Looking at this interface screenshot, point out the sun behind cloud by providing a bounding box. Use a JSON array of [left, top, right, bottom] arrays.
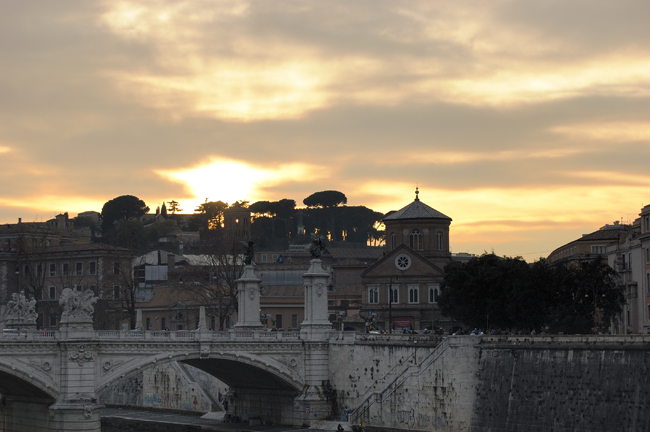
[[156, 157, 326, 210]]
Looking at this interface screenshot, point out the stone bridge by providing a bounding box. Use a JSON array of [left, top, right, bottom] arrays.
[[0, 259, 337, 432], [0, 327, 334, 431]]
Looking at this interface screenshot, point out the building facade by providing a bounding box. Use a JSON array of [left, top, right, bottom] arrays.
[[361, 189, 453, 331]]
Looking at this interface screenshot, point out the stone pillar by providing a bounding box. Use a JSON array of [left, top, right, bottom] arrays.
[[135, 309, 143, 330], [294, 259, 333, 426], [300, 259, 332, 340], [234, 265, 263, 329]]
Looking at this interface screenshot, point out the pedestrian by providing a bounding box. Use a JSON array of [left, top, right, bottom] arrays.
[[338, 424, 344, 432]]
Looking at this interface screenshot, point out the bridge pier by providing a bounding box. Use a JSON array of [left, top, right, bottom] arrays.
[[0, 395, 100, 432], [293, 258, 333, 426]]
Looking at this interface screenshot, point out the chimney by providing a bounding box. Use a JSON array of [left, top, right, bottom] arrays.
[[167, 254, 176, 275], [18, 218, 21, 224]]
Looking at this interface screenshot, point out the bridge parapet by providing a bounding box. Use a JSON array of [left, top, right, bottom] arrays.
[[1, 328, 309, 343], [477, 334, 650, 345]]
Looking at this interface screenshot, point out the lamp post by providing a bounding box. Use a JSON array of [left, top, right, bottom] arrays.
[[388, 276, 397, 334]]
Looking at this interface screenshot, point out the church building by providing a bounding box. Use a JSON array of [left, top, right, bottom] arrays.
[[361, 188, 452, 332]]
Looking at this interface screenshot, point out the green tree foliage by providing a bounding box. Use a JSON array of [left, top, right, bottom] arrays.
[[114, 220, 147, 252], [303, 190, 347, 208], [303, 190, 347, 241], [167, 200, 182, 214], [101, 195, 150, 237], [249, 199, 297, 248], [191, 200, 229, 231], [439, 254, 624, 334]]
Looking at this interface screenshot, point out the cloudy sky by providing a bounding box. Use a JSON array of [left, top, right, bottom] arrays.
[[1, 0, 649, 259]]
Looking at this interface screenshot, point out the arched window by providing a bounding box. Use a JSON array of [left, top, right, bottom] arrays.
[[388, 284, 399, 304], [428, 284, 439, 303], [436, 232, 443, 250], [410, 229, 423, 250], [408, 285, 419, 304], [368, 286, 379, 304]]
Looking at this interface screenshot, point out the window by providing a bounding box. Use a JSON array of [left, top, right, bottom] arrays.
[[113, 262, 120, 275], [428, 284, 439, 303], [272, 254, 278, 262], [389, 284, 399, 304], [75, 262, 83, 276], [262, 254, 267, 262], [592, 245, 607, 255], [146, 317, 151, 330], [88, 285, 96, 293], [36, 287, 44, 301], [390, 233, 396, 250], [23, 265, 30, 277], [409, 229, 423, 250], [62, 263, 69, 276], [113, 285, 120, 300], [275, 314, 283, 329], [89, 261, 96, 275], [368, 286, 379, 304], [161, 317, 166, 330], [49, 286, 56, 300], [437, 232, 443, 250], [647, 273, 650, 296], [49, 263, 56, 277], [646, 248, 650, 264], [408, 285, 419, 304], [292, 314, 298, 328], [75, 284, 83, 292], [49, 315, 57, 327]]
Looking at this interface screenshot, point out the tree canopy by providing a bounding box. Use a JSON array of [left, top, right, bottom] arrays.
[[101, 195, 150, 237], [303, 190, 347, 208], [438, 254, 624, 334]]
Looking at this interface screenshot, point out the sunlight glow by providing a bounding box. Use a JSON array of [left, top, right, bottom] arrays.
[[156, 158, 327, 210], [355, 180, 647, 246]]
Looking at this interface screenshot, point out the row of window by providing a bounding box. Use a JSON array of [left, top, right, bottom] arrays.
[[23, 261, 100, 278], [368, 284, 439, 305], [390, 230, 444, 251]]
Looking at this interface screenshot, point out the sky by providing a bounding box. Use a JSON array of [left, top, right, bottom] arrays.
[[1, 1, 649, 260]]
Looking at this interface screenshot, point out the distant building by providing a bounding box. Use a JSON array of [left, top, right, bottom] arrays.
[[605, 204, 650, 334], [547, 222, 628, 264], [361, 188, 454, 332], [0, 224, 132, 329]]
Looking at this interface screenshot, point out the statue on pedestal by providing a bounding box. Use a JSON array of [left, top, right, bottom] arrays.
[[60, 288, 97, 323], [3, 291, 38, 324], [309, 236, 326, 258]]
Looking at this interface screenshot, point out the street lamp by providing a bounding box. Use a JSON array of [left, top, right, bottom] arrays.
[[388, 276, 398, 334]]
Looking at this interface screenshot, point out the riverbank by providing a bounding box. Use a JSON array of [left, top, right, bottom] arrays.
[[102, 408, 350, 432]]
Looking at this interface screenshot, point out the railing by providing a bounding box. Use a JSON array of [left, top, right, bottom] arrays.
[[1, 328, 307, 342]]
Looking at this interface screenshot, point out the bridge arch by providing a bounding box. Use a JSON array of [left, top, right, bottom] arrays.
[[97, 350, 304, 397], [0, 360, 59, 400]]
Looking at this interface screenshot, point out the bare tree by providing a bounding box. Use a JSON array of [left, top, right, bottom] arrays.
[[183, 230, 246, 330], [97, 247, 138, 330]]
